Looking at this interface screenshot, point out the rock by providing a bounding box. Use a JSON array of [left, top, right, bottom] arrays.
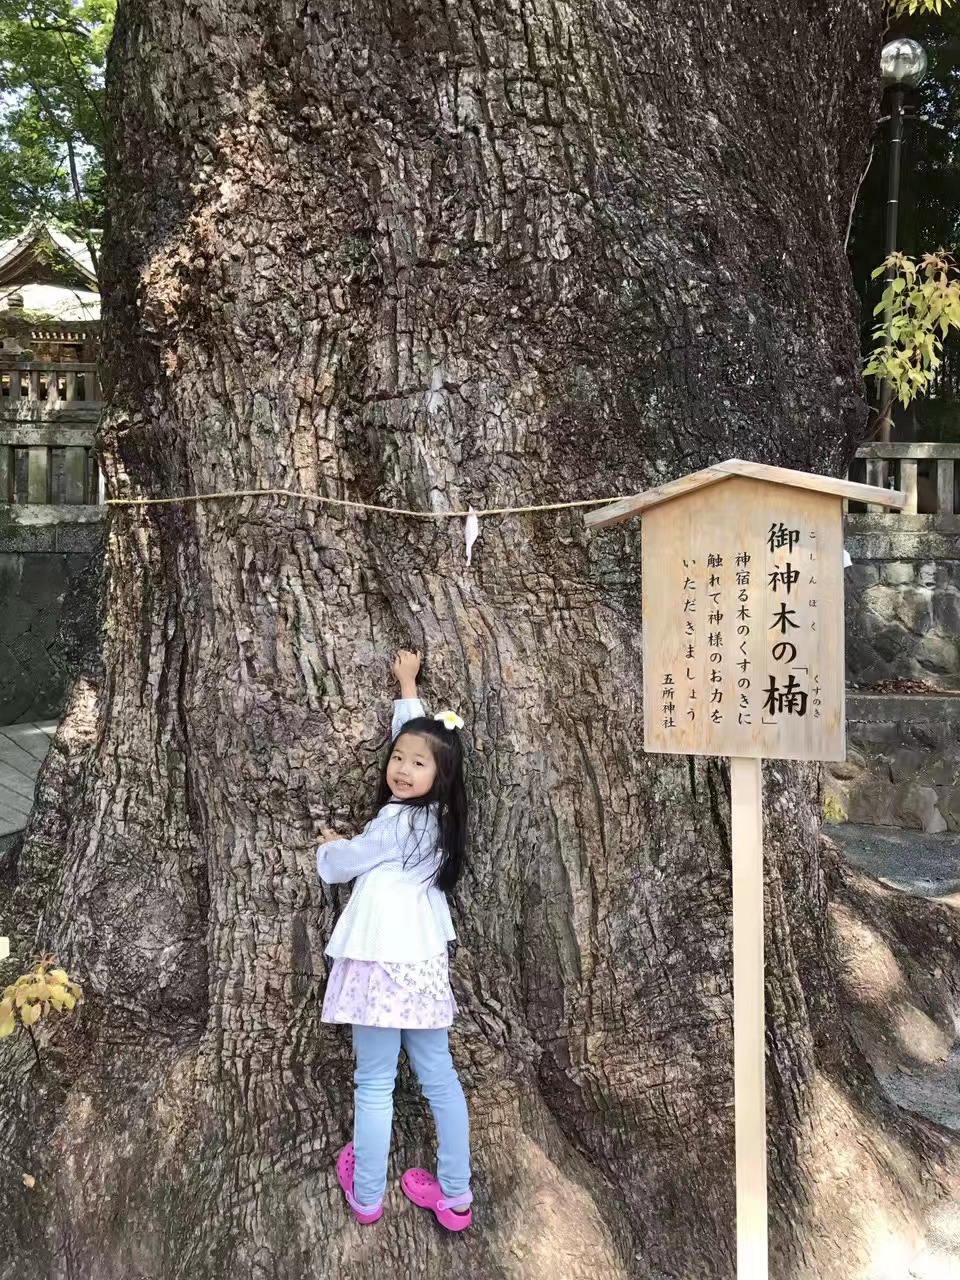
[[897, 785, 948, 834], [904, 720, 958, 752], [852, 719, 901, 750], [881, 561, 915, 586], [918, 752, 960, 787], [868, 623, 911, 664], [916, 633, 960, 678], [862, 585, 901, 625], [932, 592, 960, 636], [845, 634, 881, 681], [829, 757, 865, 782], [845, 562, 880, 593], [917, 560, 937, 587], [934, 562, 960, 589], [888, 748, 927, 784], [892, 587, 934, 636], [845, 779, 897, 828]]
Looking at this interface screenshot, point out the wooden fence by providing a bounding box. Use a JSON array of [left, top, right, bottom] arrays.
[[1, 372, 959, 517], [0, 361, 103, 506], [0, 361, 101, 406], [851, 442, 959, 516]]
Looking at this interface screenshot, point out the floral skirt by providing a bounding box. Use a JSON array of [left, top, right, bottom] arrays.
[[321, 953, 457, 1030]]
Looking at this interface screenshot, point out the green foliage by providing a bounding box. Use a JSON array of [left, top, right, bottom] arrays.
[[864, 251, 960, 405], [848, 0, 960, 441], [823, 794, 846, 825], [0, 0, 115, 260], [889, 0, 950, 14], [0, 955, 83, 1068]]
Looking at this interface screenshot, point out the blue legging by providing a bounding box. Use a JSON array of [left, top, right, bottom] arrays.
[[351, 1025, 472, 1208]]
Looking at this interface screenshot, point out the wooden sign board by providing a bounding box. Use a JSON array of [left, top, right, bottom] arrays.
[[642, 476, 844, 761], [587, 460, 908, 761], [585, 459, 906, 1280]]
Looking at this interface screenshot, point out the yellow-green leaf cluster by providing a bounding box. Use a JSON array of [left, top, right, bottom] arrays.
[[0, 959, 83, 1039], [887, 0, 947, 14], [864, 252, 960, 408]]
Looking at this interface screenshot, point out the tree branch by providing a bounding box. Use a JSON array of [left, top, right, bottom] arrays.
[[51, 25, 106, 134], [26, 80, 101, 279], [65, 134, 99, 278], [845, 139, 875, 254], [26, 18, 87, 37]]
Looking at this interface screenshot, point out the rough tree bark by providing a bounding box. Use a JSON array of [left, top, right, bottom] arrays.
[[1, 2, 956, 1278]]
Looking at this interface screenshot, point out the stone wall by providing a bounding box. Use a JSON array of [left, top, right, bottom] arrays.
[[825, 694, 960, 833], [844, 514, 960, 690], [0, 510, 104, 724]]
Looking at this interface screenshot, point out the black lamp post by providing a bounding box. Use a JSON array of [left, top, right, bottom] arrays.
[[876, 37, 928, 443]]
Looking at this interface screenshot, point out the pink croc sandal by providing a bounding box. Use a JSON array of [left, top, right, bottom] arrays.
[[401, 1167, 473, 1231], [336, 1143, 383, 1225]]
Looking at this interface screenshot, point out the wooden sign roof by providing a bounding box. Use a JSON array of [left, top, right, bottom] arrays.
[[584, 459, 907, 531]]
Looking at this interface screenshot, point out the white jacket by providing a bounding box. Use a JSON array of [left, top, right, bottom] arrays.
[[317, 698, 456, 963]]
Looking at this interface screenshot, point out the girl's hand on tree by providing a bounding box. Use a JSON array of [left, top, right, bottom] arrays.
[[392, 649, 422, 699], [318, 828, 342, 846]]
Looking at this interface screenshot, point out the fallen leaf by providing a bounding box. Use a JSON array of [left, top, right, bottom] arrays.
[[22, 1174, 35, 1189]]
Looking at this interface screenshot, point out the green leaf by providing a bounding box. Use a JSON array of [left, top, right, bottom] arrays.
[[0, 0, 115, 240], [20, 1002, 41, 1027]]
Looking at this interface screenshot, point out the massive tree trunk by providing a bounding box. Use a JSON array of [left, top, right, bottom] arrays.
[[1, 2, 956, 1278]]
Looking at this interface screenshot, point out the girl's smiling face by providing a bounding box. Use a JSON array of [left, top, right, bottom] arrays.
[[386, 732, 438, 800]]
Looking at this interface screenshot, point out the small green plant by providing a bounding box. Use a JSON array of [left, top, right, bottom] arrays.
[[887, 0, 949, 12], [864, 251, 960, 410], [0, 955, 83, 1068], [823, 794, 846, 826]]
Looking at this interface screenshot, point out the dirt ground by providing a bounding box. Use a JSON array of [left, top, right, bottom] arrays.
[[828, 822, 960, 1279]]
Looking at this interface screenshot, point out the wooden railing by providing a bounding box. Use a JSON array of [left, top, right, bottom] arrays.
[[4, 391, 958, 515], [0, 361, 102, 406], [851, 442, 959, 516], [0, 361, 104, 506]]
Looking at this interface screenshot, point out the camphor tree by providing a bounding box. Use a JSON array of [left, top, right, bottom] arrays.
[[1, 2, 959, 1278]]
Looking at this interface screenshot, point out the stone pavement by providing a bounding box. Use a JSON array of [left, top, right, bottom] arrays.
[[829, 821, 960, 898]]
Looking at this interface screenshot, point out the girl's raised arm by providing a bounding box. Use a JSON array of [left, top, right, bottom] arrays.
[[391, 649, 426, 737], [317, 650, 428, 884]]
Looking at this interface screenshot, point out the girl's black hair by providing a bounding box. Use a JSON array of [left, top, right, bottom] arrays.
[[374, 717, 467, 892]]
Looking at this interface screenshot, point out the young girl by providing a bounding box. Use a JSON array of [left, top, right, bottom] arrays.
[[316, 650, 473, 1231]]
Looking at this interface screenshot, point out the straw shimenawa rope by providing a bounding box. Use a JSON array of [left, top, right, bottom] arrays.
[[104, 487, 635, 519]]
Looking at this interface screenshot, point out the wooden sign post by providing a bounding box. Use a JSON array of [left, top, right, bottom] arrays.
[[585, 460, 906, 1278]]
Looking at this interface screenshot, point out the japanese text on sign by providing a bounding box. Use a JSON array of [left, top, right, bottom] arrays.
[[641, 478, 844, 761]]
